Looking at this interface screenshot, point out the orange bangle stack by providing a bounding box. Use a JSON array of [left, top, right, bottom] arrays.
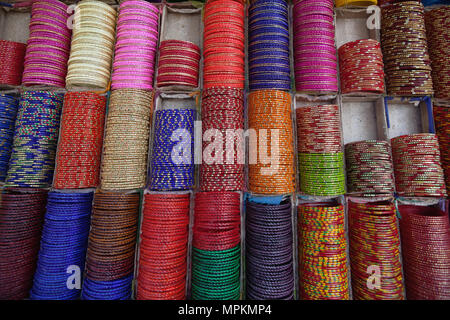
[[248, 90, 295, 194]]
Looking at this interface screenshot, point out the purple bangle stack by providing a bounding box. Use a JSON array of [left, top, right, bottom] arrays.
[[112, 0, 159, 90], [22, 0, 71, 88], [293, 0, 337, 94]]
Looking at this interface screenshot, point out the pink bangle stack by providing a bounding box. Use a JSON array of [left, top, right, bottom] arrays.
[[293, 0, 337, 94], [156, 40, 201, 88], [112, 0, 159, 90], [22, 0, 71, 88]]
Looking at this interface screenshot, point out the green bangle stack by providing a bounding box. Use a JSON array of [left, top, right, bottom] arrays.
[[298, 153, 346, 196], [191, 246, 241, 300]]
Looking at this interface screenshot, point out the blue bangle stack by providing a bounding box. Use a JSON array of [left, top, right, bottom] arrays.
[[248, 0, 291, 91], [30, 191, 93, 300], [149, 108, 196, 191], [0, 94, 18, 181], [5, 91, 63, 188]]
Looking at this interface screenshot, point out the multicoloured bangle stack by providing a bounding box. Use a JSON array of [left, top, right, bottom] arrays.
[[22, 0, 71, 88], [248, 0, 290, 91], [100, 89, 153, 190], [391, 134, 447, 198], [248, 90, 295, 194], [192, 192, 241, 300], [200, 87, 245, 192], [5, 91, 63, 188], [348, 200, 404, 300], [433, 105, 450, 194], [157, 40, 201, 89], [112, 0, 159, 90], [345, 140, 395, 197], [293, 0, 338, 94], [66, 0, 117, 90], [338, 39, 385, 94], [137, 193, 190, 300], [0, 188, 47, 300], [53, 92, 107, 189], [425, 6, 450, 101], [381, 1, 434, 96], [0, 40, 26, 87], [30, 192, 93, 300], [82, 191, 140, 300], [203, 0, 245, 89], [245, 199, 294, 300], [149, 108, 196, 191], [298, 203, 349, 300], [296, 105, 345, 196], [0, 94, 18, 182], [398, 205, 450, 300]]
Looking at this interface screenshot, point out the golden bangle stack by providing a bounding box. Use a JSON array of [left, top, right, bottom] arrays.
[[335, 0, 377, 7], [100, 89, 153, 190], [66, 0, 117, 90]]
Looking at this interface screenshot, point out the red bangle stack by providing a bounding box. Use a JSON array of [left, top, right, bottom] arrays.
[[338, 39, 385, 94], [157, 40, 201, 88], [203, 0, 245, 89], [200, 87, 245, 192], [137, 193, 190, 300], [398, 205, 450, 300], [0, 40, 26, 87], [193, 192, 241, 251], [53, 92, 107, 189]]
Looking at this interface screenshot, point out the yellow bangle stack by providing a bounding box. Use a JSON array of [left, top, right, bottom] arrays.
[[336, 0, 377, 7]]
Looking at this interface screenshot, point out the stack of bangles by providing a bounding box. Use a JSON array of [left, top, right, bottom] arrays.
[[245, 199, 294, 300], [100, 89, 153, 190], [433, 105, 450, 193], [348, 200, 404, 300], [425, 6, 450, 101], [137, 193, 190, 300], [149, 108, 196, 191], [112, 0, 159, 90], [248, 90, 295, 194], [5, 91, 63, 188], [203, 0, 245, 89], [338, 39, 385, 94], [296, 105, 345, 196], [345, 140, 395, 197], [192, 192, 241, 300], [30, 192, 93, 300], [53, 92, 106, 189], [298, 203, 349, 300], [0, 188, 47, 300], [0, 40, 26, 86], [391, 134, 447, 197], [66, 0, 116, 90], [22, 0, 71, 88], [248, 0, 290, 91], [381, 2, 434, 96], [82, 191, 140, 300], [398, 205, 450, 300], [200, 87, 245, 191], [293, 0, 338, 94], [335, 0, 377, 7], [157, 40, 201, 88], [0, 94, 19, 182]]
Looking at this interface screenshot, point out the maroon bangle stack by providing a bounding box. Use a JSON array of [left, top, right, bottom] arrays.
[[398, 205, 450, 300], [0, 188, 47, 300], [0, 40, 26, 87], [157, 40, 201, 88], [200, 87, 245, 192]]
